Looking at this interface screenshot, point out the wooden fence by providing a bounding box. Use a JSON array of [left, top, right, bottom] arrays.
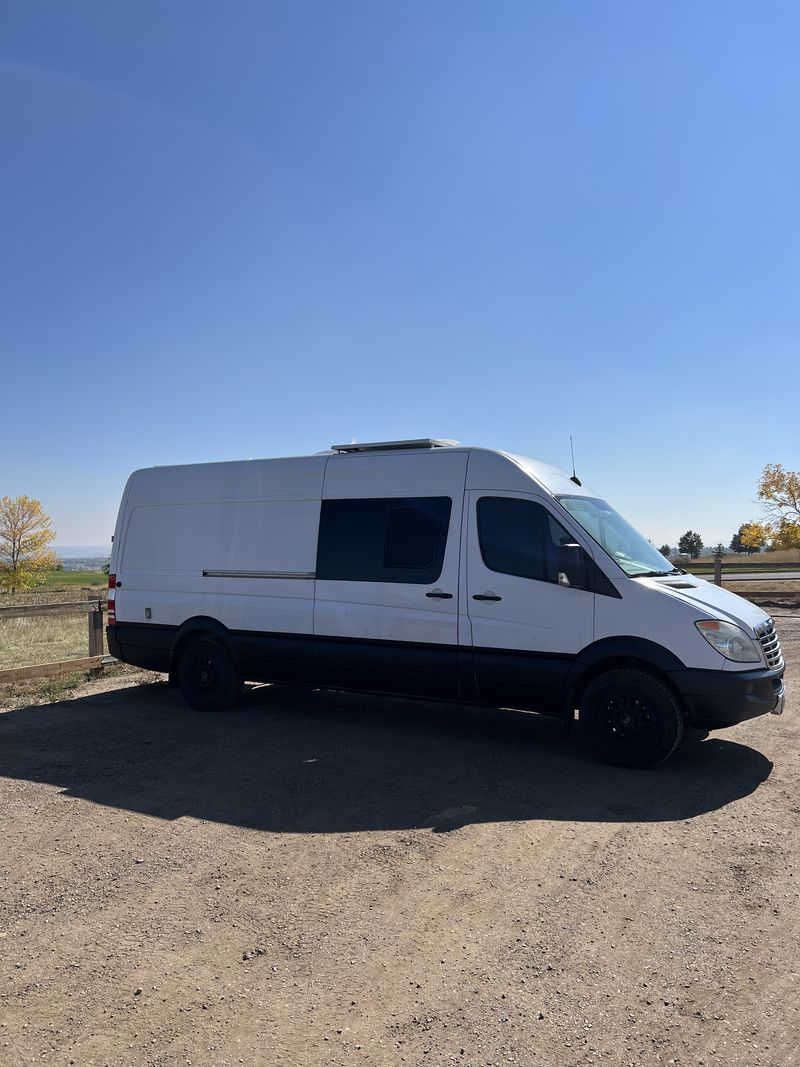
[[0, 596, 114, 684], [684, 558, 800, 585]]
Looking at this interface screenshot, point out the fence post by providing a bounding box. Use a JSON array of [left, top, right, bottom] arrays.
[[87, 595, 104, 675], [714, 546, 723, 587]]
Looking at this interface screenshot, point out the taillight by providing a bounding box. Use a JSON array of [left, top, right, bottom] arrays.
[[107, 573, 116, 625]]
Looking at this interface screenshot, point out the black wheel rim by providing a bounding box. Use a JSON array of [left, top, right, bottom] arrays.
[[188, 650, 221, 697], [598, 691, 658, 752]]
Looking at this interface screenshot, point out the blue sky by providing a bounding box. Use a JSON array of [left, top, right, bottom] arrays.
[[1, 1, 798, 551]]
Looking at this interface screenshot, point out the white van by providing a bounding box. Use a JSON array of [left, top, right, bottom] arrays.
[[107, 439, 786, 767]]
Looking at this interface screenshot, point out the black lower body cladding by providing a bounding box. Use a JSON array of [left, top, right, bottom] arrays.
[[106, 624, 172, 672], [108, 622, 786, 732]]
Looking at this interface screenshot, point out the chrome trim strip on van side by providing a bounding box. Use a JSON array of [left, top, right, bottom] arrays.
[[202, 570, 316, 579]]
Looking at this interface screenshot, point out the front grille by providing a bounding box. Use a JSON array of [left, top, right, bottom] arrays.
[[756, 619, 783, 669]]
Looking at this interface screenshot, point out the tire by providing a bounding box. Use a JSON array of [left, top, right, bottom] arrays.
[[176, 637, 242, 712], [580, 669, 684, 769]]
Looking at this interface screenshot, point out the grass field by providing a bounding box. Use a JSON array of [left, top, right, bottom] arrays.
[[0, 613, 106, 670], [40, 569, 107, 586]]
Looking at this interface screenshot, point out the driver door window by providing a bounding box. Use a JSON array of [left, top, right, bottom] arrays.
[[477, 496, 587, 588]]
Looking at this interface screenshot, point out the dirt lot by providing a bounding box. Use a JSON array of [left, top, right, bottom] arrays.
[[1, 615, 798, 1067]]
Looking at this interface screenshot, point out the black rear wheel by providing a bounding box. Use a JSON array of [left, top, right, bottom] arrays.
[[176, 637, 242, 712], [580, 669, 684, 768]]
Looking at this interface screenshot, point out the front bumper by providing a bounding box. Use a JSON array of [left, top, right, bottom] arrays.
[[668, 663, 786, 729]]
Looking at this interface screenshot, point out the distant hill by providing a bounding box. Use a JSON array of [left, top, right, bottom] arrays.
[[54, 545, 111, 558], [53, 546, 111, 573], [58, 559, 108, 573]]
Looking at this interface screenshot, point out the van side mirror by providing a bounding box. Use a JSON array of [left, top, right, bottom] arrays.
[[557, 543, 591, 590]]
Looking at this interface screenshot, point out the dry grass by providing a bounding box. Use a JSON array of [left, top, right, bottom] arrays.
[[0, 613, 105, 670], [0, 581, 108, 671], [0, 671, 89, 708], [0, 663, 158, 711], [741, 548, 799, 563], [0, 584, 143, 709], [725, 580, 800, 596]]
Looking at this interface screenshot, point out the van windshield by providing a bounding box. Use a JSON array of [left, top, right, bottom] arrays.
[[557, 496, 678, 578]]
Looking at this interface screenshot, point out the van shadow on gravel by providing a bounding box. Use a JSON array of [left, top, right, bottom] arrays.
[[0, 681, 773, 833]]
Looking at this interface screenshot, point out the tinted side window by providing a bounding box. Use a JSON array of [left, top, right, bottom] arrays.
[[385, 505, 441, 568], [477, 497, 587, 587], [317, 497, 451, 584]]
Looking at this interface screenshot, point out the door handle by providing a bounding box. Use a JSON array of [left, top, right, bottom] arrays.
[[426, 590, 453, 599], [473, 592, 502, 602]]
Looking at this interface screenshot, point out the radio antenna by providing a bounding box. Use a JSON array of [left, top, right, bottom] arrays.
[[569, 435, 582, 486]]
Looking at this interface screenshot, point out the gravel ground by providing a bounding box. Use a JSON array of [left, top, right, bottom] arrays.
[[1, 613, 798, 1067]]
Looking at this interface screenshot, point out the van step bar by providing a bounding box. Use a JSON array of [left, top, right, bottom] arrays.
[[331, 438, 460, 453]]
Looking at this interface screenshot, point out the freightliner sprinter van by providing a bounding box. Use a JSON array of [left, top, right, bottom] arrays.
[[107, 439, 786, 767]]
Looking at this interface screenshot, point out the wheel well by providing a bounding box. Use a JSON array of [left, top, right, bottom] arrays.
[[572, 657, 688, 719]]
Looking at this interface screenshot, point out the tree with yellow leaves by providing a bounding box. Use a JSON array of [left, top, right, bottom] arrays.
[[0, 495, 58, 593], [730, 522, 766, 554], [740, 464, 800, 551]]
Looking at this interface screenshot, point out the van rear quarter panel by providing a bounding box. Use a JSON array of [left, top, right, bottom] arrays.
[[114, 456, 325, 635], [123, 456, 326, 506]]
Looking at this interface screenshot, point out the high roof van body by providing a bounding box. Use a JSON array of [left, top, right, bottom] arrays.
[[107, 440, 785, 767]]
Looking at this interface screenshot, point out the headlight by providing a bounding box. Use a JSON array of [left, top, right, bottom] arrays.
[[695, 620, 762, 663]]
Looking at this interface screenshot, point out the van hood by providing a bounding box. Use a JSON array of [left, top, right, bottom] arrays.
[[643, 575, 770, 633]]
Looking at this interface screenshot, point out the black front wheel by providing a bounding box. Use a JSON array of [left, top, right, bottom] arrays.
[[580, 669, 684, 768], [176, 637, 243, 712]]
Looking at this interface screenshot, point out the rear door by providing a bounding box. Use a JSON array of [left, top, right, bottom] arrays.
[[465, 491, 595, 712]]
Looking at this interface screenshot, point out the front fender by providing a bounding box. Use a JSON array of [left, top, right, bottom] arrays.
[[566, 635, 686, 690]]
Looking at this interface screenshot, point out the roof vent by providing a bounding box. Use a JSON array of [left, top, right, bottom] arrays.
[[331, 438, 460, 454]]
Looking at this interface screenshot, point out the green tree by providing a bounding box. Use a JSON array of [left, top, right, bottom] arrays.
[[678, 530, 704, 558], [730, 523, 765, 554], [0, 496, 58, 593], [658, 544, 671, 558]]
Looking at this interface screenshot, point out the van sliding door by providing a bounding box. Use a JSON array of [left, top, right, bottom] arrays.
[[313, 493, 462, 699]]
